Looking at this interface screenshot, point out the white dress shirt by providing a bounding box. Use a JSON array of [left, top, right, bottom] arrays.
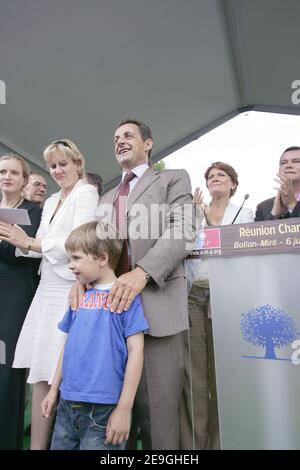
[[121, 163, 149, 194]]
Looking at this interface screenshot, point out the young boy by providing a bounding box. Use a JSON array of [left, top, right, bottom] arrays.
[[41, 221, 149, 450]]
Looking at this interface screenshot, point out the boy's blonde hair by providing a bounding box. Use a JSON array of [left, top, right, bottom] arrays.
[[65, 220, 123, 270]]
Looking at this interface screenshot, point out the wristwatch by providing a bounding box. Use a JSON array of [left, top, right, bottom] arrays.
[[27, 237, 34, 251], [137, 265, 152, 283]]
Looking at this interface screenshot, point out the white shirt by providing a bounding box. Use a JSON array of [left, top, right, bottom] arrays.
[[194, 201, 254, 285], [121, 163, 149, 195]]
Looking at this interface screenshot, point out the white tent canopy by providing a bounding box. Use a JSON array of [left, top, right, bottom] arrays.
[[0, 0, 299, 191]]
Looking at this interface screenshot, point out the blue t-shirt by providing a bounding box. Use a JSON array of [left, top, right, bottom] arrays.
[[58, 284, 149, 404]]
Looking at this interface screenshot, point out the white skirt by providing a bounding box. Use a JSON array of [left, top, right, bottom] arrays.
[[13, 260, 74, 384]]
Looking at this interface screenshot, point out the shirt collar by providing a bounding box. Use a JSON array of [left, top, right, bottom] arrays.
[[93, 283, 114, 290], [122, 163, 149, 181]]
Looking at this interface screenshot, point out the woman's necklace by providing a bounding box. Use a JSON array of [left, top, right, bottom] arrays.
[[12, 197, 23, 208], [0, 196, 23, 209]]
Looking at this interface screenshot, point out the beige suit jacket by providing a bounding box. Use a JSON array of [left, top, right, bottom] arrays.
[[98, 167, 194, 336]]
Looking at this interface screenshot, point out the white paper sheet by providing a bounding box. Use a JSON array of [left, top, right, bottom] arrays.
[[0, 208, 31, 225]]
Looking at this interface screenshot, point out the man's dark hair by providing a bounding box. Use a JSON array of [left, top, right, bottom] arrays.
[[86, 172, 103, 196], [283, 146, 300, 154], [280, 146, 300, 163], [116, 118, 153, 159]]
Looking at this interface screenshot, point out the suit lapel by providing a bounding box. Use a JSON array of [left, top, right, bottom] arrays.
[[48, 179, 84, 228], [47, 192, 61, 227], [98, 184, 121, 223], [222, 202, 236, 225], [126, 168, 160, 213], [111, 184, 121, 205]]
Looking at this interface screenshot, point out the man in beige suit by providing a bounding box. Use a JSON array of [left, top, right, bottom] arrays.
[[97, 119, 194, 450]]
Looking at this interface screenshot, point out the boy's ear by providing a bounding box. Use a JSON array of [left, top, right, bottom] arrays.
[[98, 251, 109, 267]]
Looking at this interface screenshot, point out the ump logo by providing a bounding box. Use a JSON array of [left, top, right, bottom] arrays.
[[203, 228, 221, 249], [241, 304, 298, 361]]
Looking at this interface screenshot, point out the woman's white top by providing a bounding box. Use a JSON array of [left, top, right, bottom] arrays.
[[186, 201, 254, 291]]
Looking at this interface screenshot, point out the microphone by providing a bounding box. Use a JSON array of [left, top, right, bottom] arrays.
[[231, 194, 249, 224]]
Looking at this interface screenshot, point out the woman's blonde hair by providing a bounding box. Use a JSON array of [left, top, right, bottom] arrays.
[[43, 139, 85, 178], [0, 154, 30, 187]]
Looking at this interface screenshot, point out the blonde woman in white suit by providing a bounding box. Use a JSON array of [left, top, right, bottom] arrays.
[[181, 162, 253, 450], [1, 140, 98, 449]]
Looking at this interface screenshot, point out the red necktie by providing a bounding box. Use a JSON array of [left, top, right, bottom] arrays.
[[113, 172, 136, 276]]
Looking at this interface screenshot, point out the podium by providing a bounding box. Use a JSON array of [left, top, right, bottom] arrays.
[[188, 218, 300, 450]]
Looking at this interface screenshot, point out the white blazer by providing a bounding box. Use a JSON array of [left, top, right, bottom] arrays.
[[219, 201, 253, 225], [17, 179, 99, 280]]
